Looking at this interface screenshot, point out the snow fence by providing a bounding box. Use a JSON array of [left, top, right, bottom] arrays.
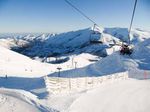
[[129, 70, 150, 80], [44, 72, 128, 94]]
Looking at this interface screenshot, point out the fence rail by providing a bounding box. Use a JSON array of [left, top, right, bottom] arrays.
[[44, 72, 128, 94]]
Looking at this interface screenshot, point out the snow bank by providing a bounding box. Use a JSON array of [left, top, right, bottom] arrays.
[[0, 88, 56, 112], [69, 79, 150, 112], [49, 53, 126, 78], [0, 46, 55, 77]]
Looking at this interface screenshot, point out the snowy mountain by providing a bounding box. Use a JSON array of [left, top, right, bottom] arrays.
[[104, 27, 150, 44], [18, 27, 108, 57], [0, 27, 118, 57], [1, 27, 150, 60]]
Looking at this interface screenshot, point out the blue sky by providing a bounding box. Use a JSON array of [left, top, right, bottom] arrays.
[[0, 0, 149, 33]]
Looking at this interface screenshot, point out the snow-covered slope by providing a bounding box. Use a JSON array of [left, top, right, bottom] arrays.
[[0, 38, 17, 49], [0, 88, 56, 112], [104, 27, 129, 42], [69, 79, 150, 112], [0, 46, 54, 77], [132, 38, 150, 70], [22, 33, 52, 42], [0, 37, 30, 51], [20, 28, 103, 57], [104, 27, 150, 44], [49, 53, 125, 77]]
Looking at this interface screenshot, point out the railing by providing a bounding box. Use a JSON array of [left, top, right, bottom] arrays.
[[44, 72, 128, 94]]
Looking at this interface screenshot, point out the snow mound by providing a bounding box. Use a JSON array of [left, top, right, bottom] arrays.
[[0, 88, 56, 112], [50, 53, 125, 77], [69, 79, 150, 112], [0, 46, 54, 77]]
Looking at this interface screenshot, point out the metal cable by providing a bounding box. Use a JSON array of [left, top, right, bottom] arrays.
[[64, 0, 98, 26]]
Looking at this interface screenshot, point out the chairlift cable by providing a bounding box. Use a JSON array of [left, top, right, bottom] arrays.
[[64, 0, 99, 26]]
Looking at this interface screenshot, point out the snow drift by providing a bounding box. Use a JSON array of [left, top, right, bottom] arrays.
[[69, 79, 150, 112]]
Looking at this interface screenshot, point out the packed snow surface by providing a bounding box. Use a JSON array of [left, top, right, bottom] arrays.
[[0, 88, 57, 112], [0, 46, 53, 77], [69, 79, 150, 112]]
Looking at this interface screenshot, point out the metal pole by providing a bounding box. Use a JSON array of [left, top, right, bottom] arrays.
[[128, 0, 138, 45], [57, 67, 62, 77], [72, 56, 74, 68], [58, 70, 60, 77], [74, 62, 77, 69]]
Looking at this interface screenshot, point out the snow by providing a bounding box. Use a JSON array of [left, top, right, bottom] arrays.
[[45, 28, 92, 47], [104, 27, 150, 44], [104, 27, 129, 42], [49, 37, 150, 78], [49, 53, 126, 78], [0, 45, 100, 78], [45, 94, 80, 111], [69, 79, 150, 112], [0, 88, 56, 112], [0, 38, 16, 49], [1, 27, 150, 59], [0, 27, 150, 112], [0, 46, 54, 77], [132, 38, 150, 70], [8, 27, 114, 57]]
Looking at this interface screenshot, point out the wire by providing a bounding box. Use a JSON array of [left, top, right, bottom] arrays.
[[64, 0, 98, 26], [128, 0, 138, 45]]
